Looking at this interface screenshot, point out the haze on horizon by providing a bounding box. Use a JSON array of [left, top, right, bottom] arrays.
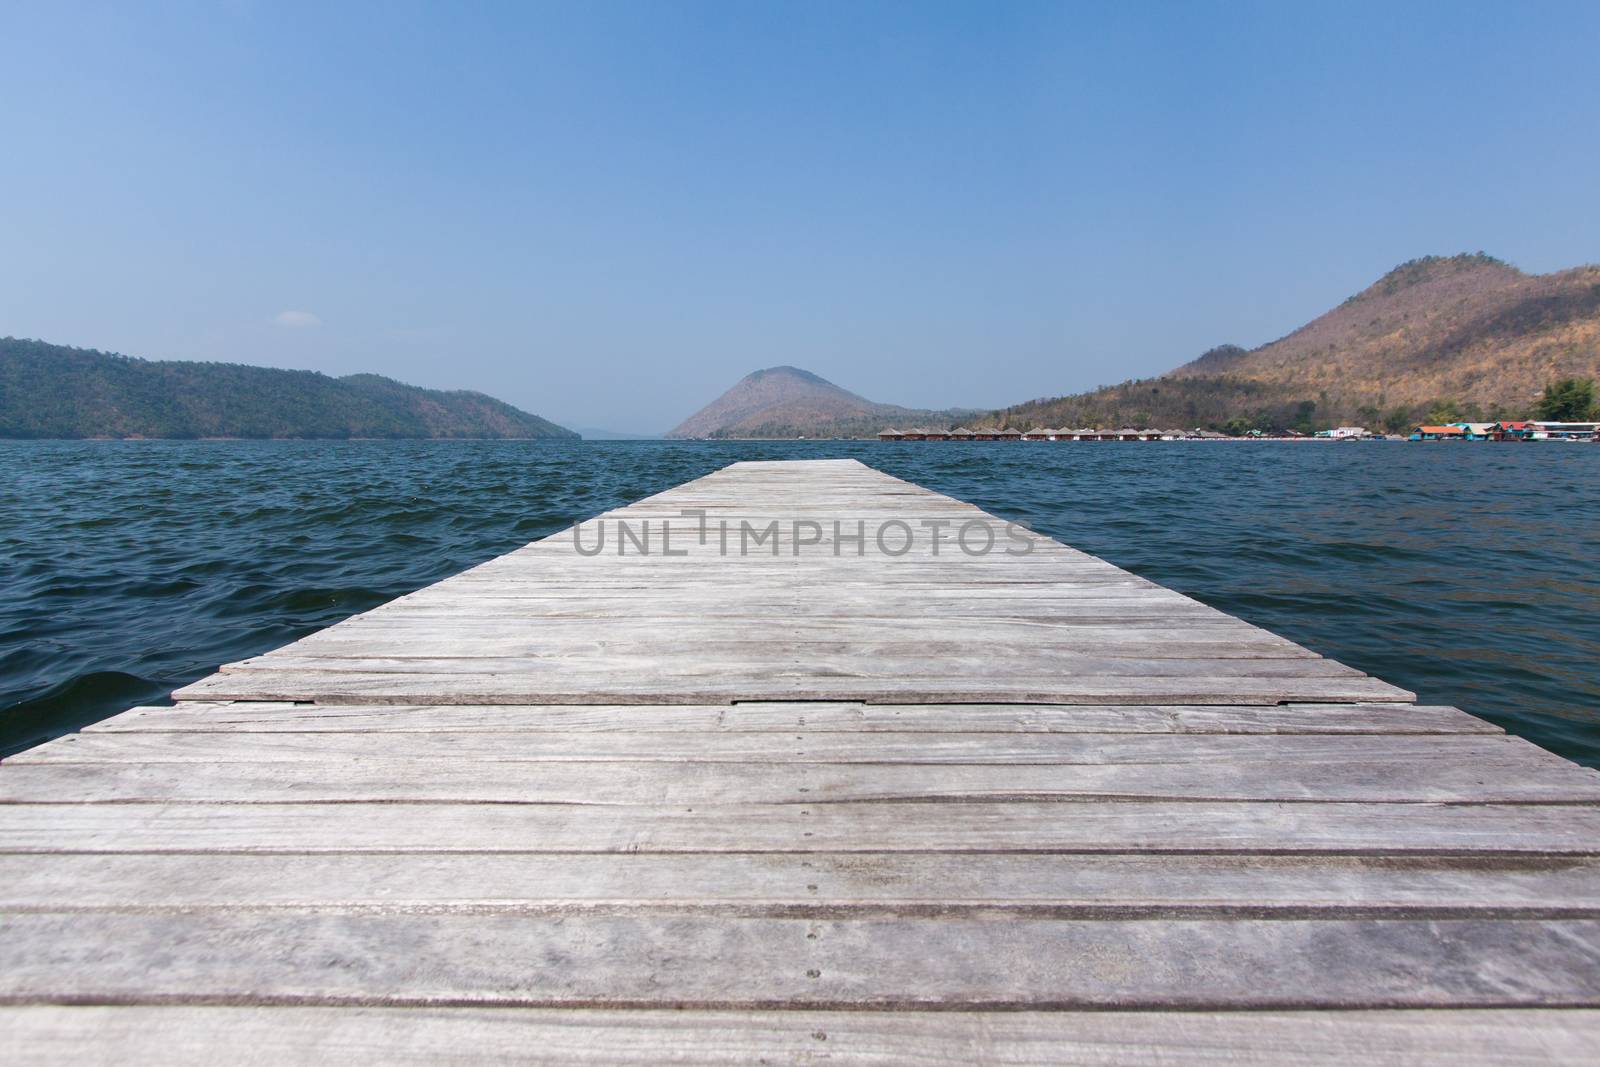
[[3, 2, 1598, 435]]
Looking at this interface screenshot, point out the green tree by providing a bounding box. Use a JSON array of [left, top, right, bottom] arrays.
[[1291, 399, 1317, 435], [1425, 398, 1464, 425], [1535, 378, 1597, 421], [1382, 406, 1414, 434]]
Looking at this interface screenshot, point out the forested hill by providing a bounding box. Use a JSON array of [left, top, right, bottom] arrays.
[[990, 254, 1600, 433], [667, 365, 974, 438], [0, 338, 578, 439]]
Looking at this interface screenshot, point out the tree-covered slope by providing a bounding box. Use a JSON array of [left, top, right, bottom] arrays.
[[667, 366, 974, 439], [0, 338, 577, 439], [989, 254, 1600, 433]]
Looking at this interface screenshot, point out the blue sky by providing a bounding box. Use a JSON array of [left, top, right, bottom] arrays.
[[3, 1, 1597, 432]]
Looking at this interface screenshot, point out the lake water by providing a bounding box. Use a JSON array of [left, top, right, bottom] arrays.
[[3, 439, 1597, 766]]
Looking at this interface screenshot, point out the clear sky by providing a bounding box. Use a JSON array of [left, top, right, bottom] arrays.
[[3, 1, 1597, 432]]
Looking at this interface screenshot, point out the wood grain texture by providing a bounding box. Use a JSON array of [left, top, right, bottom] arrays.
[[86, 701, 1497, 735], [163, 458, 1415, 706], [4, 800, 1599, 854], [2, 458, 1594, 1060], [7, 752, 1593, 804], [4, 1007, 1598, 1067], [4, 853, 1598, 916], [4, 912, 1599, 1008], [173, 670, 1415, 705], [12, 730, 1557, 766]]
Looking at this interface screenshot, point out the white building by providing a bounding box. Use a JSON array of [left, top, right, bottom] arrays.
[[1528, 421, 1599, 440]]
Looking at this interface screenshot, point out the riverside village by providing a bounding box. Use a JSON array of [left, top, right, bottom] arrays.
[[875, 419, 1600, 442]]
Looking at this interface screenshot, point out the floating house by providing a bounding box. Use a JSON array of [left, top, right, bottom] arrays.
[[877, 427, 904, 441], [1404, 421, 1599, 443], [1528, 421, 1599, 441], [1394, 421, 1598, 443], [947, 427, 975, 441], [1409, 425, 1467, 441], [1023, 427, 1052, 441], [996, 428, 1024, 441]]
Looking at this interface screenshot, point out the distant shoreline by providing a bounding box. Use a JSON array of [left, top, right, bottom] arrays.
[[676, 437, 1406, 443], [0, 435, 583, 442]]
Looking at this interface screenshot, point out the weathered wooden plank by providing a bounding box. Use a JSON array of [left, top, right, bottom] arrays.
[[317, 601, 1237, 621], [19, 730, 1552, 767], [4, 801, 1597, 854], [7, 752, 1594, 804], [437, 572, 1164, 587], [314, 614, 1280, 633], [215, 654, 1367, 679], [4, 1006, 1596, 1067], [4, 853, 1597, 916], [173, 671, 1415, 705], [259, 634, 1326, 662], [3, 913, 1598, 1008], [86, 701, 1500, 735], [279, 614, 1301, 633]]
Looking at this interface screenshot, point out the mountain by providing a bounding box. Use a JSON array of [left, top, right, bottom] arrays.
[[0, 338, 578, 440], [666, 366, 973, 439], [991, 254, 1600, 433]]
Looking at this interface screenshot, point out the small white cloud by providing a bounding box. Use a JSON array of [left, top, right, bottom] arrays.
[[274, 310, 322, 328]]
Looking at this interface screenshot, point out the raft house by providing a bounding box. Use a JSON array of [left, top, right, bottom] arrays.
[[1408, 420, 1599, 442], [881, 426, 1215, 442]]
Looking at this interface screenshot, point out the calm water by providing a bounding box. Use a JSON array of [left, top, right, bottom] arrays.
[[3, 440, 1597, 766]]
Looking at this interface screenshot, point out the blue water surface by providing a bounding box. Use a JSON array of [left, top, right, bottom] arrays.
[[2, 439, 1597, 765]]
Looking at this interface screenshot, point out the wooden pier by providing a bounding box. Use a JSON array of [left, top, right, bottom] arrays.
[[3, 458, 1598, 1063]]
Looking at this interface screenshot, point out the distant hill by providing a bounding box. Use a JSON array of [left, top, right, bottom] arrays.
[[990, 254, 1600, 433], [666, 366, 973, 439], [0, 338, 578, 439]]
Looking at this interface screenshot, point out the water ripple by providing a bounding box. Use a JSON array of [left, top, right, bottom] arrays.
[[2, 439, 1597, 767]]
